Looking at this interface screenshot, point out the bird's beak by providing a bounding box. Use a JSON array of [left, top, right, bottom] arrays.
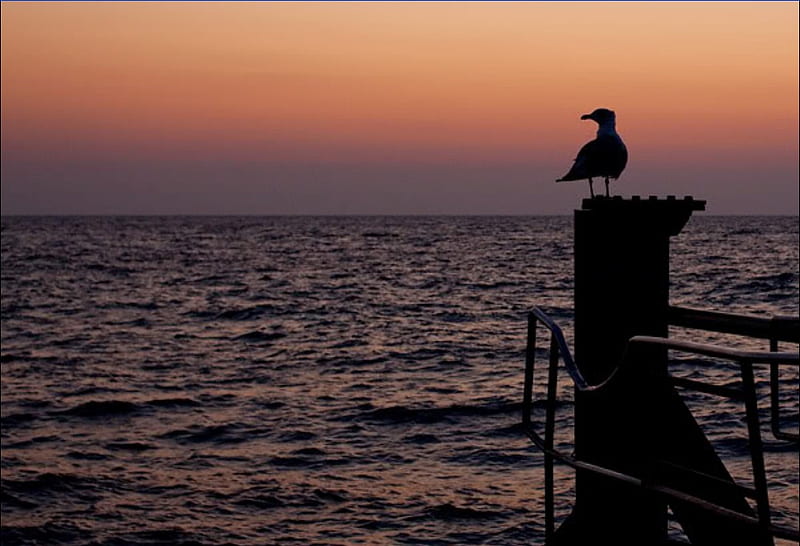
[[580, 114, 592, 120]]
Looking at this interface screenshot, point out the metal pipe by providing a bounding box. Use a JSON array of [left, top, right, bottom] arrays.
[[544, 335, 560, 541], [522, 313, 536, 426], [768, 337, 799, 443], [740, 360, 775, 545]]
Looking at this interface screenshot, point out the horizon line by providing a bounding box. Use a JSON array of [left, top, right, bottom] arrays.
[[3, 212, 799, 219]]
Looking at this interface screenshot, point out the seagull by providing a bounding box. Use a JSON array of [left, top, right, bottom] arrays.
[[556, 108, 628, 198]]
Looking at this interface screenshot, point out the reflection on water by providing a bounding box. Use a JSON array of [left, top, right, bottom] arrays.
[[1, 216, 797, 544]]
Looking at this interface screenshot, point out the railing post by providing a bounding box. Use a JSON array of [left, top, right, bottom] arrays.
[[767, 337, 800, 443], [769, 338, 782, 441], [544, 335, 560, 541], [740, 360, 775, 545], [522, 312, 536, 426]]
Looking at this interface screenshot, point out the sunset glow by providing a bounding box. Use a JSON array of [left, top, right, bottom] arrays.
[[2, 2, 798, 214]]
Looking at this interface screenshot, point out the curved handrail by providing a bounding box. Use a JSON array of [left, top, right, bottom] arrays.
[[529, 307, 586, 390], [530, 308, 799, 396], [529, 307, 631, 392]]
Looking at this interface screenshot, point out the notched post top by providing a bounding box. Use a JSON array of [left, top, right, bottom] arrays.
[[579, 195, 706, 236]]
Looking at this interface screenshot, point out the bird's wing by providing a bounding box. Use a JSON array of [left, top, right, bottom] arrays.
[[573, 139, 599, 171], [557, 139, 600, 181]]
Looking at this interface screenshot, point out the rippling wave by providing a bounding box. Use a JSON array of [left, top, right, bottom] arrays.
[[1, 215, 797, 544]]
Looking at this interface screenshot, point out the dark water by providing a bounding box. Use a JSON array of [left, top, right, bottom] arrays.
[[1, 215, 798, 545]]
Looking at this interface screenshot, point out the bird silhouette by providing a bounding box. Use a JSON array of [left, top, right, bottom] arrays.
[[557, 108, 628, 198]]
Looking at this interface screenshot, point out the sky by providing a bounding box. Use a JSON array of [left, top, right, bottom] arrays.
[[1, 2, 798, 215]]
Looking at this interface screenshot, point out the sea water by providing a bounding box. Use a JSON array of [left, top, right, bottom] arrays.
[[1, 215, 798, 544]]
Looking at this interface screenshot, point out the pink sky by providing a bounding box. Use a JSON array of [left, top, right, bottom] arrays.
[[2, 2, 798, 214]]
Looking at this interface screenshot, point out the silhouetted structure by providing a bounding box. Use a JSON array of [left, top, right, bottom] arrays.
[[567, 196, 700, 543], [556, 108, 628, 198], [522, 196, 800, 545]]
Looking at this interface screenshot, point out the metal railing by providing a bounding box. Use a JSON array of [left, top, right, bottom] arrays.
[[522, 306, 800, 543], [668, 305, 800, 443]]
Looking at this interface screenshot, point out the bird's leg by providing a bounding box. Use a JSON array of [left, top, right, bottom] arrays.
[[588, 178, 595, 198], [605, 177, 610, 197]]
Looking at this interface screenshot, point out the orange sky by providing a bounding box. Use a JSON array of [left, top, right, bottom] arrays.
[[2, 2, 798, 214]]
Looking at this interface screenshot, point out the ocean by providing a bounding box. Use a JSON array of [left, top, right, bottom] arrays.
[[1, 215, 798, 545]]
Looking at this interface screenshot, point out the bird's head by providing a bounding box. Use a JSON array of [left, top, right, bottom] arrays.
[[580, 108, 616, 125]]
